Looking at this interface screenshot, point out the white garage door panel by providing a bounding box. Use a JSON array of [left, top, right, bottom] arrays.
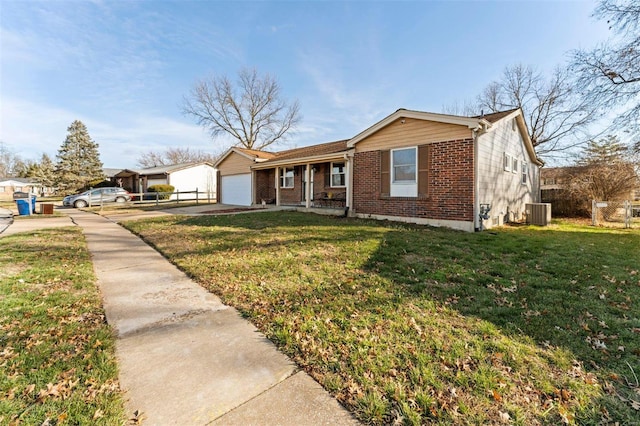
[[221, 174, 252, 206]]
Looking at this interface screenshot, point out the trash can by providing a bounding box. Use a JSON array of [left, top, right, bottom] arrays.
[[16, 199, 31, 216], [31, 195, 37, 213]]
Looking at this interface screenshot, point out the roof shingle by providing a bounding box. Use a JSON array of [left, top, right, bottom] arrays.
[[271, 140, 349, 161]]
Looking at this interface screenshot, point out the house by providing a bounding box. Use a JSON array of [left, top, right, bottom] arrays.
[[215, 108, 543, 231], [0, 177, 43, 200], [106, 162, 217, 199]]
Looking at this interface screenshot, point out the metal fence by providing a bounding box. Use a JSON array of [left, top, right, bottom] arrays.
[[591, 200, 638, 228]]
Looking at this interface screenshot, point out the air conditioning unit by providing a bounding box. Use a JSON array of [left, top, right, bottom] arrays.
[[526, 203, 551, 226]]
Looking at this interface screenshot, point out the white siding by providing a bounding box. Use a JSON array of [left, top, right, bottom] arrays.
[[147, 178, 167, 187], [477, 116, 540, 229], [168, 164, 217, 196]]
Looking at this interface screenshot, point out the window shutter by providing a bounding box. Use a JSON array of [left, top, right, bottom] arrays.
[[324, 164, 331, 187], [380, 150, 390, 195], [418, 145, 429, 196], [216, 170, 221, 201]]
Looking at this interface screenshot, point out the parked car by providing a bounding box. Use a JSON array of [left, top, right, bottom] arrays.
[[63, 187, 132, 208], [0, 207, 13, 234]]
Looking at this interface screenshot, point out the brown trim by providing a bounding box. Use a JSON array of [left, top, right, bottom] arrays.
[[418, 144, 430, 197], [215, 170, 221, 201], [380, 150, 390, 195]]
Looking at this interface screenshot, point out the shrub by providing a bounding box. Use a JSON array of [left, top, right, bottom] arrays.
[[147, 184, 175, 200]]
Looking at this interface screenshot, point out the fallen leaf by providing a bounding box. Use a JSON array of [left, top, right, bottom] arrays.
[[499, 411, 511, 423]]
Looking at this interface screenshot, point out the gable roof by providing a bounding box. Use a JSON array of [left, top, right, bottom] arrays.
[[213, 147, 276, 168], [138, 162, 214, 175], [347, 109, 491, 148], [215, 108, 543, 170], [103, 168, 123, 178], [0, 177, 39, 185], [235, 147, 277, 160], [473, 108, 520, 123]]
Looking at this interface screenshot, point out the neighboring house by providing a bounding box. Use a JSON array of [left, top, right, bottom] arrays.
[[215, 108, 543, 231], [105, 162, 217, 199], [0, 177, 44, 199]]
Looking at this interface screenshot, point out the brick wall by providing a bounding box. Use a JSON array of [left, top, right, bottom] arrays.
[[255, 169, 276, 203], [257, 163, 342, 205], [353, 139, 474, 221], [279, 166, 303, 205]]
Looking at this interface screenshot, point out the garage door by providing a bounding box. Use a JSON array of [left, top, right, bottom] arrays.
[[221, 174, 252, 206]]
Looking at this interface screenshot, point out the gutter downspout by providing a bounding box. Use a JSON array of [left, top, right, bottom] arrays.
[[472, 122, 489, 231]]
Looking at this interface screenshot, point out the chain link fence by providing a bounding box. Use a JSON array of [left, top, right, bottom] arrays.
[[591, 200, 638, 228]]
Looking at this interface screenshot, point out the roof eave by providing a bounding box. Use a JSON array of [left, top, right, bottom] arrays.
[[251, 150, 353, 170]]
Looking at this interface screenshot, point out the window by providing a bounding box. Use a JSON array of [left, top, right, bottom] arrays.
[[330, 162, 346, 187], [544, 178, 556, 185], [388, 147, 418, 197], [280, 167, 294, 188], [504, 153, 511, 172], [521, 162, 527, 184], [512, 157, 518, 174], [392, 147, 416, 183]]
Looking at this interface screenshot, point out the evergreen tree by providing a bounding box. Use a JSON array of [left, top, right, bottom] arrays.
[[26, 154, 56, 194], [55, 120, 104, 194]]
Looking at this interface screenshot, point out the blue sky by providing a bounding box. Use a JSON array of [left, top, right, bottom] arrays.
[[1, 0, 610, 169]]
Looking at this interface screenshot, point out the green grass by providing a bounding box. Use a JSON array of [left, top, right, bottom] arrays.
[[124, 212, 640, 425], [0, 228, 127, 425]]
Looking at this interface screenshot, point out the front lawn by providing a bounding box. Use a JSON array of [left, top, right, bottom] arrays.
[[125, 212, 640, 425], [0, 228, 127, 425]]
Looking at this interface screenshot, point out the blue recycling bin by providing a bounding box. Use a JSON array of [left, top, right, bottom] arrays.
[[16, 199, 31, 216]]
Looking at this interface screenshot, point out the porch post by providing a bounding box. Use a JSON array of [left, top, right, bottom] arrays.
[[305, 163, 311, 209], [275, 167, 280, 206], [345, 155, 352, 209]]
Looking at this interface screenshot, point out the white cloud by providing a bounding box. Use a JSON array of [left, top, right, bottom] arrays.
[[0, 97, 220, 169]]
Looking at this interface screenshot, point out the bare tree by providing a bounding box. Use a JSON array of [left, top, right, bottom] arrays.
[[183, 68, 301, 151], [0, 141, 25, 177], [476, 64, 599, 159], [137, 147, 218, 168], [564, 135, 637, 204], [571, 0, 640, 139]]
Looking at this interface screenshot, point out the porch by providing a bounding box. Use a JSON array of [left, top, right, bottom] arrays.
[[253, 158, 351, 210]]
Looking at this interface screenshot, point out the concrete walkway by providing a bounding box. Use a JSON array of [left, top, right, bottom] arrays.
[[4, 209, 358, 425]]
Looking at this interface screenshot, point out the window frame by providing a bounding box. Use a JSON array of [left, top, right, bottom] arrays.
[[279, 167, 294, 189], [512, 157, 519, 174], [521, 161, 528, 184], [504, 153, 512, 172], [391, 147, 417, 184], [330, 162, 346, 188]]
